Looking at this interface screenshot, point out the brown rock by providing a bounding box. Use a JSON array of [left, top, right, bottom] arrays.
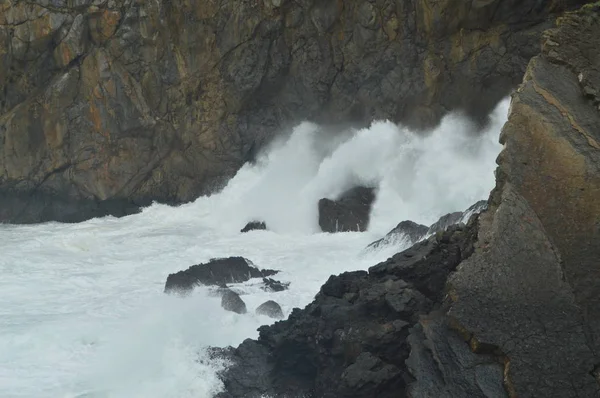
[[0, 0, 590, 223]]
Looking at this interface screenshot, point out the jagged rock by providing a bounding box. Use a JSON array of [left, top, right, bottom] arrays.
[[448, 6, 600, 397], [213, 225, 482, 398], [260, 278, 289, 293], [0, 0, 588, 223], [367, 220, 429, 250], [240, 221, 267, 233], [164, 257, 277, 294], [318, 187, 375, 232], [406, 313, 507, 398], [256, 301, 284, 319], [221, 289, 247, 315]]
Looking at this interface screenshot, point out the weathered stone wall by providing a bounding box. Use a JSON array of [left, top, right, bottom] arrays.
[[0, 0, 587, 222]]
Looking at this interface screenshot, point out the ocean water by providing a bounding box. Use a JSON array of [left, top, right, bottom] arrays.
[[0, 99, 509, 398]]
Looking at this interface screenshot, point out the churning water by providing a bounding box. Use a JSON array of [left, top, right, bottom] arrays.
[[0, 99, 509, 397]]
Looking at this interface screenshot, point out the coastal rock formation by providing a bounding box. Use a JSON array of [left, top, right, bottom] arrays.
[[240, 221, 267, 233], [367, 220, 429, 250], [164, 257, 277, 294], [318, 186, 375, 232], [0, 0, 588, 223], [212, 4, 600, 397], [221, 289, 248, 315], [449, 5, 600, 396]]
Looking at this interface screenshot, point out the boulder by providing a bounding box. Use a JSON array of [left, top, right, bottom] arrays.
[[261, 278, 289, 293], [221, 289, 247, 314], [367, 220, 428, 250], [164, 257, 277, 294], [241, 221, 267, 233], [318, 187, 375, 233], [255, 301, 284, 319]]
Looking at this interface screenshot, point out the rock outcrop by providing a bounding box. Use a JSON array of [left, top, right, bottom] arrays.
[[256, 300, 284, 319], [367, 220, 429, 250], [448, 5, 600, 396], [240, 221, 267, 233], [212, 4, 600, 397], [164, 257, 277, 294], [0, 0, 589, 223], [213, 225, 481, 398], [261, 278, 289, 293], [318, 186, 375, 232]]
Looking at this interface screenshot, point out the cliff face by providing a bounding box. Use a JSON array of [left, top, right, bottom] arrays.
[[449, 6, 600, 396], [213, 4, 600, 397], [0, 0, 587, 223]]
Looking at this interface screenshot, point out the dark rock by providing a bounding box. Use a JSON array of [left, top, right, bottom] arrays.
[[240, 221, 267, 233], [448, 7, 600, 396], [318, 187, 375, 233], [221, 289, 247, 314], [261, 278, 289, 293], [256, 301, 284, 319], [164, 257, 277, 294], [406, 312, 507, 398], [426, 200, 489, 236], [0, 1, 588, 223], [367, 220, 428, 250], [213, 225, 481, 398]]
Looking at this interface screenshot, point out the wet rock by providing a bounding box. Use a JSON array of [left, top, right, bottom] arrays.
[[256, 300, 284, 319], [260, 278, 289, 292], [164, 257, 277, 293], [213, 226, 480, 398], [0, 1, 588, 223], [318, 187, 375, 232], [367, 220, 428, 250], [240, 221, 267, 233], [221, 289, 247, 314]]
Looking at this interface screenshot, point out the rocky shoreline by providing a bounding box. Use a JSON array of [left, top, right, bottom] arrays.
[[207, 4, 600, 397]]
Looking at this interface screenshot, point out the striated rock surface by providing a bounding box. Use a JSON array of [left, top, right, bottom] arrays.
[[449, 5, 600, 396], [0, 0, 589, 223], [318, 186, 375, 232]]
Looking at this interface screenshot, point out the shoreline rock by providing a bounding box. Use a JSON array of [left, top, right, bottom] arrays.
[[318, 186, 375, 233], [164, 257, 277, 294]]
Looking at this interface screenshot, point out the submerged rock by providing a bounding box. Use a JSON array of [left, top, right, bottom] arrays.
[[261, 278, 289, 293], [221, 289, 247, 314], [255, 301, 284, 319], [318, 187, 375, 233], [164, 257, 277, 293], [240, 221, 267, 233]]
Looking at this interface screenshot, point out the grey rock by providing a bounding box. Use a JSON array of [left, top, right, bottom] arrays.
[[164, 257, 277, 294], [318, 186, 375, 233], [256, 300, 284, 319], [221, 289, 247, 314]]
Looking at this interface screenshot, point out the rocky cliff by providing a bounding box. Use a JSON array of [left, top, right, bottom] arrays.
[[212, 4, 600, 397], [0, 0, 588, 223]]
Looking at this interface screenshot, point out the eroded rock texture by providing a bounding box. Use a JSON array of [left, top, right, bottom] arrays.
[[0, 0, 588, 223], [449, 5, 600, 396]]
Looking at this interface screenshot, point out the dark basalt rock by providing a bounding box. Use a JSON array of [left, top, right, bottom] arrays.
[[213, 224, 483, 398], [261, 278, 289, 293], [367, 220, 429, 250], [164, 257, 278, 293], [427, 200, 489, 236], [241, 221, 267, 233], [318, 187, 375, 233], [221, 289, 247, 314], [256, 301, 284, 319]]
